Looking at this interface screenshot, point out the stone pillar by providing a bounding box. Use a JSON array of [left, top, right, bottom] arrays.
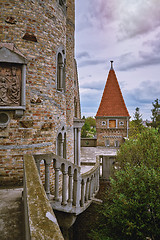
[[80, 180, 85, 207], [62, 170, 68, 206], [116, 119, 118, 128], [77, 128, 81, 166], [89, 177, 93, 200], [107, 119, 109, 128], [85, 180, 89, 202], [68, 172, 73, 204], [102, 156, 115, 180], [60, 139, 64, 158], [74, 128, 77, 165], [73, 171, 80, 207], [21, 64, 26, 107], [54, 167, 60, 201], [45, 162, 51, 199]]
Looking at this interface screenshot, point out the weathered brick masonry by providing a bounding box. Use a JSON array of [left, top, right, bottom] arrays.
[[0, 0, 80, 185]]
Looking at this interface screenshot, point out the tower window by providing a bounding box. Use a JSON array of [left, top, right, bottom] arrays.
[[119, 121, 124, 126], [102, 121, 106, 126], [56, 48, 65, 92], [109, 120, 116, 128], [59, 0, 66, 7]]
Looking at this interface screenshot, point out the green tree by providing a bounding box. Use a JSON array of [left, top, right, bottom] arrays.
[[117, 128, 160, 169], [81, 117, 96, 138], [129, 107, 144, 139], [150, 99, 160, 130], [81, 121, 90, 138], [91, 165, 160, 240], [91, 128, 160, 240]]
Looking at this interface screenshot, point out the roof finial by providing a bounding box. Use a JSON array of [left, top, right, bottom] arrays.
[[110, 60, 114, 70]]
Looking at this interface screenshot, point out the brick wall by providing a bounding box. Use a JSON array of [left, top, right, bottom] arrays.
[[0, 0, 79, 185], [96, 117, 128, 147]]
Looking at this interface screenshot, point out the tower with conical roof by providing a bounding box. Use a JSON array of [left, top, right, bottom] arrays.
[[96, 61, 130, 147]]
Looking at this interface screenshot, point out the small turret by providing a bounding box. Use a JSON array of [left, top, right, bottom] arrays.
[[110, 60, 114, 70]]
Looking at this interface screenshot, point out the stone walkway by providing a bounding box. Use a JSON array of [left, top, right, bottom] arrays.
[[0, 188, 24, 240]]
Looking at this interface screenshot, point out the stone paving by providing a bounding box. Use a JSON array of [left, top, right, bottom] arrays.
[[0, 188, 24, 240], [81, 147, 117, 173]]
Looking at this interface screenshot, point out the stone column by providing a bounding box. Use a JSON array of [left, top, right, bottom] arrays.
[[116, 119, 118, 128], [77, 128, 81, 166], [54, 168, 60, 201], [60, 139, 64, 158], [73, 171, 80, 207], [107, 119, 109, 128], [74, 128, 77, 165], [68, 172, 73, 204], [89, 178, 92, 200], [85, 180, 89, 202], [21, 64, 26, 107], [62, 170, 68, 206], [45, 162, 51, 199], [80, 179, 86, 207]]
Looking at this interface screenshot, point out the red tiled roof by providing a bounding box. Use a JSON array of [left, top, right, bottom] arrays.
[[96, 68, 130, 117]]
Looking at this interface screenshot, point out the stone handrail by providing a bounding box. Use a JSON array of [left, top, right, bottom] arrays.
[[23, 154, 64, 240], [33, 153, 100, 215]]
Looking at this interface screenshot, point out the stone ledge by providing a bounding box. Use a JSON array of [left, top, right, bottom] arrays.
[[23, 154, 64, 240]]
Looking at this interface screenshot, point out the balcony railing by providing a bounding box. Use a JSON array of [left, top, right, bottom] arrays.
[[34, 153, 100, 215]]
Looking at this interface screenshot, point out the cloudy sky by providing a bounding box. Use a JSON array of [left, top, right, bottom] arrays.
[[75, 0, 160, 120]]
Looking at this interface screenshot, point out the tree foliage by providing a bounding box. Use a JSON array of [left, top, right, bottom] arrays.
[[81, 116, 96, 138], [150, 99, 160, 130], [117, 128, 160, 169], [91, 128, 160, 240], [129, 107, 145, 139], [92, 164, 160, 240]]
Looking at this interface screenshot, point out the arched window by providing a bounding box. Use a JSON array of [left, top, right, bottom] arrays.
[[59, 0, 66, 7], [56, 125, 66, 159], [56, 48, 65, 92]]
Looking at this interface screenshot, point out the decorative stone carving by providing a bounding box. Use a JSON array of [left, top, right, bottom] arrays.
[[0, 44, 28, 117], [0, 64, 21, 106]]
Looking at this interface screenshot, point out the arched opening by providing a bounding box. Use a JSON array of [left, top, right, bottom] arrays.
[[63, 132, 66, 159], [57, 133, 63, 157], [56, 49, 65, 92], [56, 125, 67, 159]]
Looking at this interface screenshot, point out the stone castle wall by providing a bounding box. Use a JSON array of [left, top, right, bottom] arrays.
[[0, 0, 79, 185], [96, 117, 128, 147]]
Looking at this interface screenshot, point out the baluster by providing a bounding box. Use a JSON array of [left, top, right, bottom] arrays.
[[73, 170, 80, 207], [45, 162, 51, 199], [62, 170, 68, 206], [85, 179, 89, 202], [89, 176, 94, 200], [54, 167, 60, 201], [68, 171, 73, 204], [89, 177, 93, 200], [80, 179, 85, 207], [93, 173, 96, 194]]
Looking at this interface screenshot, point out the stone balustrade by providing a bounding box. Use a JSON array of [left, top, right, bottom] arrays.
[[23, 154, 64, 240], [33, 153, 100, 215]]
